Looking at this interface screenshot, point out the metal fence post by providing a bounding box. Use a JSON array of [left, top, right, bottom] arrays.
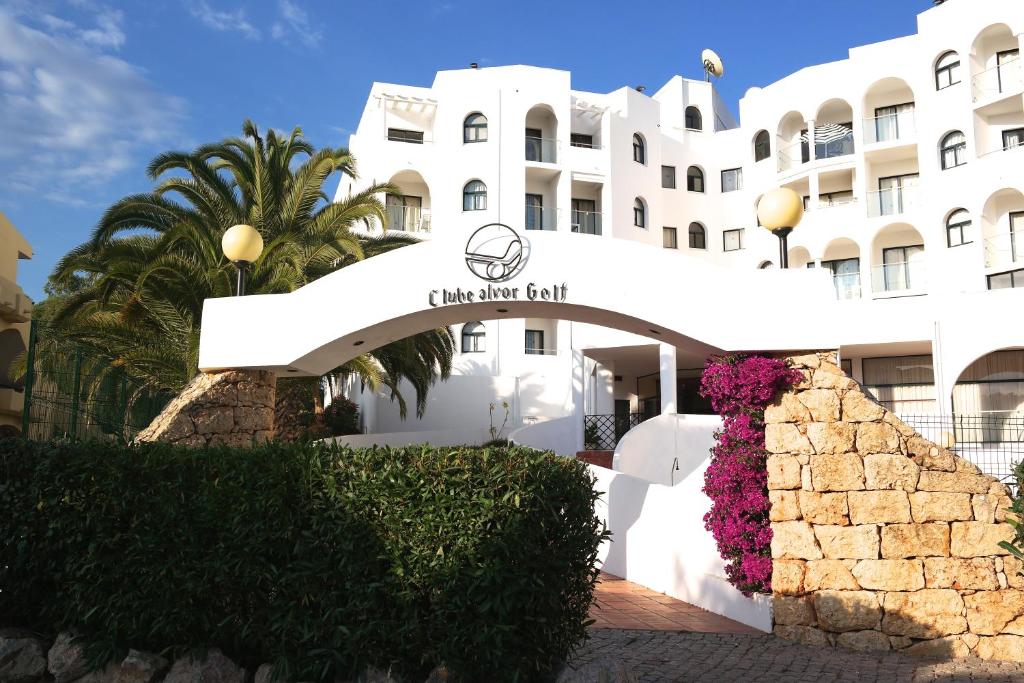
[[68, 346, 82, 438], [20, 320, 37, 436]]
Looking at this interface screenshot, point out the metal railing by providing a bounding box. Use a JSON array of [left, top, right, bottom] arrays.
[[867, 186, 919, 218], [870, 261, 927, 294], [570, 138, 601, 150], [385, 205, 431, 233], [863, 111, 916, 144], [525, 205, 559, 231], [972, 58, 1022, 102], [524, 347, 558, 356], [899, 413, 1024, 491], [984, 231, 1022, 269], [525, 136, 558, 163], [817, 195, 857, 209], [584, 413, 644, 451], [979, 141, 1024, 159], [777, 141, 806, 172], [571, 210, 602, 235]]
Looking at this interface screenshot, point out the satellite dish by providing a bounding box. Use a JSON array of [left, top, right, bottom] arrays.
[[702, 48, 724, 81]]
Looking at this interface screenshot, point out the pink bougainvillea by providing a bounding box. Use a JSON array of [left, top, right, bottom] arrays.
[[699, 355, 802, 596]]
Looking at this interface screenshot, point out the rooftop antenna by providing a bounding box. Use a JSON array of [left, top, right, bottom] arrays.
[[635, 85, 646, 93], [701, 48, 725, 82]]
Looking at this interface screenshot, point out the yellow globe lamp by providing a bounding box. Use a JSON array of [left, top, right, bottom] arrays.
[[757, 188, 804, 268], [221, 224, 264, 296]]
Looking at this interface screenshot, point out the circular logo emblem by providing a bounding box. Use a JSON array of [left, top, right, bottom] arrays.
[[465, 223, 525, 282]]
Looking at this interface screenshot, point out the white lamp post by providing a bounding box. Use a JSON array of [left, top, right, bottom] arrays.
[[221, 224, 264, 296], [757, 188, 804, 269]]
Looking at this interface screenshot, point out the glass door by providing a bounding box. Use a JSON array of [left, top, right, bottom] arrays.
[[571, 198, 597, 234], [525, 193, 543, 231], [524, 329, 545, 355], [883, 245, 924, 291], [997, 49, 1020, 94], [874, 103, 913, 142], [385, 194, 421, 231], [878, 174, 918, 216], [1011, 212, 1023, 263], [525, 127, 542, 162]]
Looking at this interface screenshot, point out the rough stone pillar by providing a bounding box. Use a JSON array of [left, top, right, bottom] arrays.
[[659, 343, 677, 415], [135, 370, 276, 447]]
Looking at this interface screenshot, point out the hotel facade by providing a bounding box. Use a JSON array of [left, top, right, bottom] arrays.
[[334, 0, 1024, 484]]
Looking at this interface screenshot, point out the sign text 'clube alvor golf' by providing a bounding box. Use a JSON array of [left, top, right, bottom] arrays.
[[428, 223, 568, 307]]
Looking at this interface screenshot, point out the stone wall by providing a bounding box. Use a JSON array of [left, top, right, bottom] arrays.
[[768, 351, 1021, 661], [135, 370, 275, 446]]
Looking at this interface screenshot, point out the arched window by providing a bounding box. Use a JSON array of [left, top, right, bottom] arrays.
[[463, 180, 487, 211], [685, 106, 703, 131], [940, 131, 967, 169], [946, 208, 972, 248], [461, 322, 486, 352], [753, 130, 771, 162], [633, 198, 646, 228], [632, 133, 646, 164], [686, 166, 704, 193], [758, 260, 775, 269], [688, 222, 706, 249], [935, 51, 961, 90], [463, 113, 488, 143]]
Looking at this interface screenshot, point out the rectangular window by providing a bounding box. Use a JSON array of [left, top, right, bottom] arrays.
[[525, 127, 543, 162], [525, 194, 543, 231], [663, 227, 678, 249], [820, 257, 861, 299], [387, 128, 424, 144], [571, 198, 599, 235], [881, 244, 924, 291], [862, 354, 936, 413], [721, 168, 742, 192], [840, 358, 853, 376], [661, 165, 676, 189], [525, 329, 546, 355], [988, 268, 1024, 290], [873, 104, 914, 143], [570, 133, 595, 148], [1003, 127, 1024, 150], [385, 194, 422, 232], [877, 173, 919, 216], [722, 228, 744, 252], [997, 49, 1020, 94]]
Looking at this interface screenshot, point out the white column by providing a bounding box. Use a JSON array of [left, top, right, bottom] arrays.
[[571, 349, 586, 451], [659, 343, 677, 415], [806, 119, 816, 162]]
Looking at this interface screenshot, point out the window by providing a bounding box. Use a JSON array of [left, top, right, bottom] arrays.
[[525, 127, 543, 162], [881, 245, 925, 291], [1003, 127, 1024, 151], [571, 198, 598, 234], [686, 166, 704, 193], [940, 131, 967, 169], [633, 198, 646, 228], [862, 355, 936, 412], [688, 222, 706, 249], [463, 180, 487, 211], [463, 113, 487, 143], [663, 227, 678, 249], [988, 268, 1024, 289], [385, 194, 422, 231], [721, 168, 743, 193], [632, 133, 646, 164], [997, 50, 1020, 95], [873, 105, 913, 144], [525, 329, 545, 355], [723, 228, 744, 252], [753, 130, 771, 162], [946, 209, 971, 247], [815, 258, 861, 299], [684, 106, 702, 131], [461, 322, 485, 352], [570, 133, 595, 148], [758, 261, 774, 269], [387, 128, 423, 144], [525, 193, 543, 230], [840, 358, 853, 376], [935, 51, 961, 90], [661, 165, 676, 189]]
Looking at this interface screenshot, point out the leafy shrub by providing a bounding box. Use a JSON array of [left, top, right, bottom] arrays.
[[998, 462, 1024, 565], [0, 439, 604, 682], [322, 395, 360, 436], [700, 355, 802, 595]]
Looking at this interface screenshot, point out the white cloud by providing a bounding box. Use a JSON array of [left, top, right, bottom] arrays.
[[0, 8, 185, 206], [188, 0, 261, 40], [271, 0, 321, 48]]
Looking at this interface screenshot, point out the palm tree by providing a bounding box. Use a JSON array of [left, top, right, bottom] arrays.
[[45, 120, 453, 430]]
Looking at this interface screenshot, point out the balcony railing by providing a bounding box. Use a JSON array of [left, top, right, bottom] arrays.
[[817, 195, 857, 209], [833, 272, 862, 300], [866, 186, 918, 218], [813, 131, 855, 160], [571, 210, 602, 235], [863, 111, 916, 144], [525, 205, 559, 231], [870, 260, 927, 295], [777, 141, 806, 172], [569, 137, 601, 150], [525, 347, 558, 356], [972, 57, 1022, 102], [385, 205, 431, 233], [979, 141, 1024, 159], [899, 413, 1024, 489], [584, 413, 644, 451], [984, 231, 1023, 269], [525, 136, 558, 164]]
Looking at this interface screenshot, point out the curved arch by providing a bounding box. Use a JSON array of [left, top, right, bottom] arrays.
[[821, 238, 863, 299], [970, 24, 1019, 98], [862, 78, 914, 145], [757, 260, 774, 269], [776, 110, 807, 168], [870, 222, 926, 294], [632, 132, 646, 164], [463, 112, 488, 143], [386, 170, 432, 232], [813, 98, 855, 158], [788, 246, 812, 269], [633, 197, 647, 228], [462, 179, 487, 211], [934, 50, 962, 90], [687, 222, 707, 250], [980, 188, 1024, 270], [525, 104, 558, 163], [461, 321, 486, 353], [952, 347, 1024, 416], [753, 129, 771, 162], [939, 130, 967, 169], [686, 165, 705, 193], [684, 106, 702, 131]]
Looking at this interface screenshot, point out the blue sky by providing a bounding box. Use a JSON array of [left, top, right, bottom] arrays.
[[0, 0, 922, 300]]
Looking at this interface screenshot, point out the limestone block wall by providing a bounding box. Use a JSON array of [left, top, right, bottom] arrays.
[[135, 370, 275, 446], [769, 351, 1022, 661]]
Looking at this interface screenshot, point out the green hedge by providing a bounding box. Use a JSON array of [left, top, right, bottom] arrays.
[[0, 439, 605, 682]]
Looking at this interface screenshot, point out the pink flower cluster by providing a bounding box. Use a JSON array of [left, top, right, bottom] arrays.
[[700, 355, 802, 596]]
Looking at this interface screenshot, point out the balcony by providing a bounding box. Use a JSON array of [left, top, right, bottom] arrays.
[[870, 261, 927, 297], [525, 204, 559, 231], [863, 110, 916, 145], [525, 136, 558, 164], [571, 210, 602, 236], [972, 58, 1022, 103], [832, 272, 862, 300], [813, 130, 855, 161], [385, 205, 431, 234], [866, 186, 918, 218], [0, 276, 31, 323], [984, 232, 1023, 269]]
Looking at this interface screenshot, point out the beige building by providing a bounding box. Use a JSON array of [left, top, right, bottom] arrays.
[[0, 211, 33, 434]]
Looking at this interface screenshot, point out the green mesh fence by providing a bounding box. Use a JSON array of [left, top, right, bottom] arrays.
[[20, 321, 172, 442]]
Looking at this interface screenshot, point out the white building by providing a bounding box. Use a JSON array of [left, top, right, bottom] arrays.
[[333, 0, 1023, 480]]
